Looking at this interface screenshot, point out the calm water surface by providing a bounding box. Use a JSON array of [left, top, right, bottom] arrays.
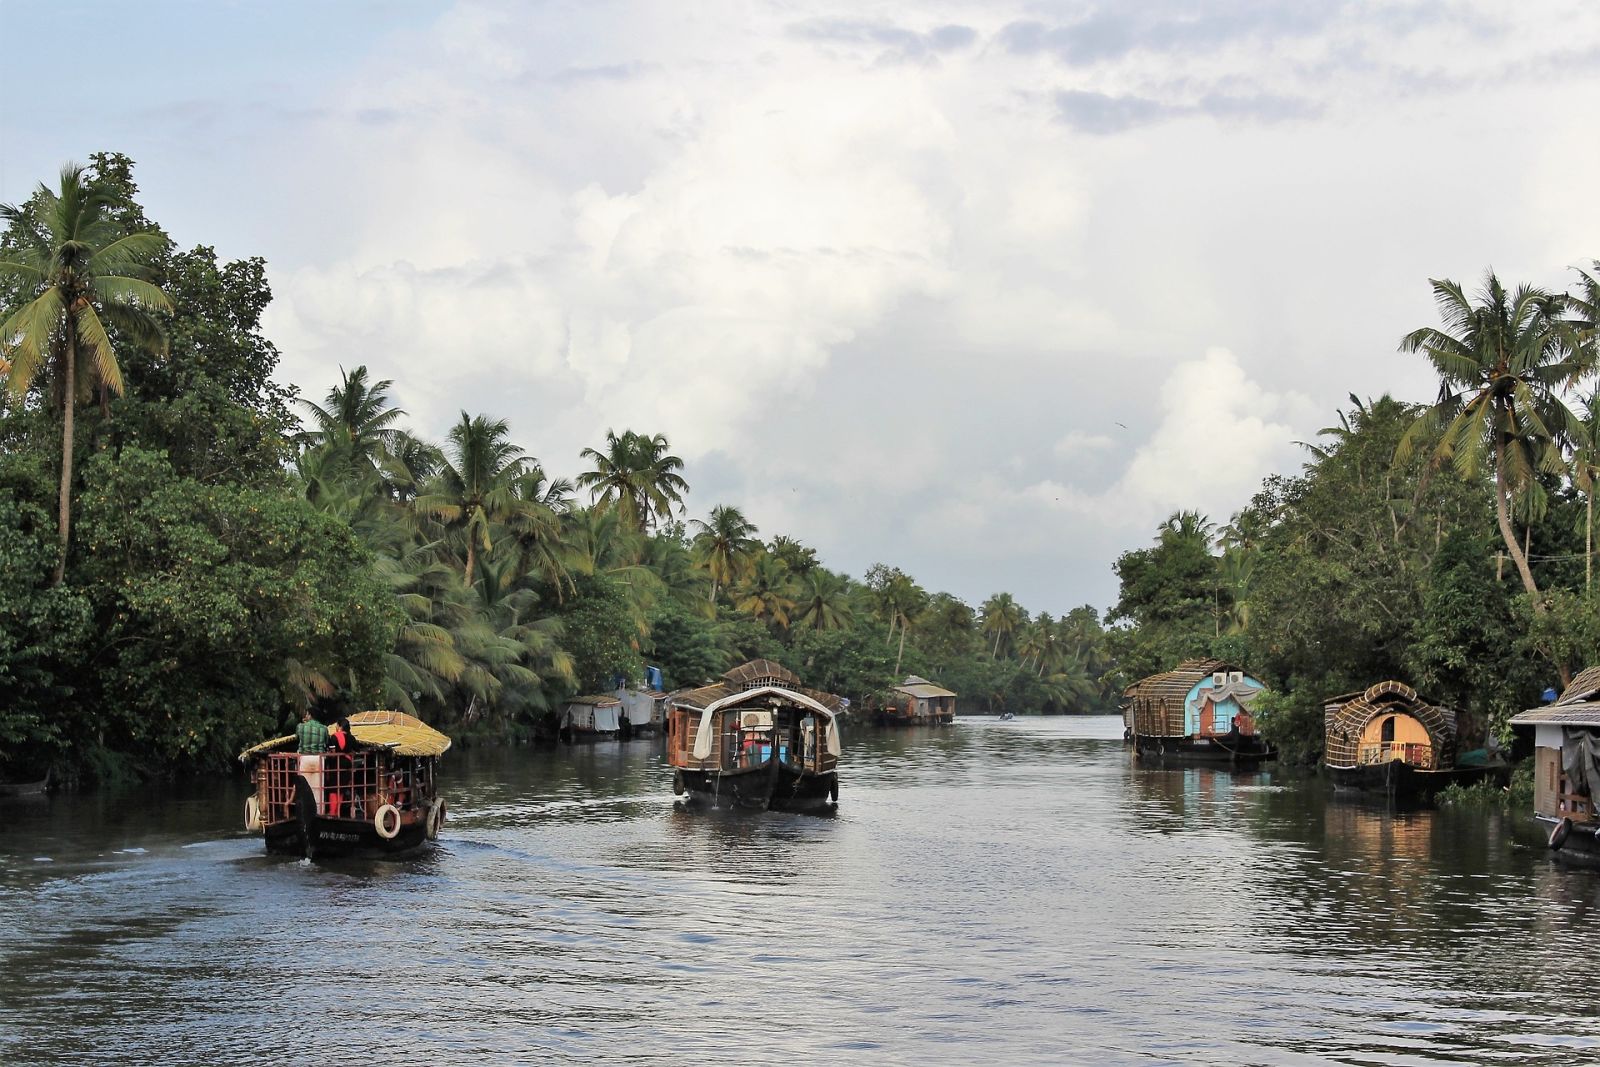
[[3, 715, 1599, 1065]]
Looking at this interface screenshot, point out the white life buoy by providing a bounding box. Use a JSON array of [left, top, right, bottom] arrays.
[[374, 803, 402, 840], [425, 799, 446, 840], [244, 794, 263, 832]]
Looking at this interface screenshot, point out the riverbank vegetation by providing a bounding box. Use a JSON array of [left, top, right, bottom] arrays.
[[1107, 270, 1600, 763], [0, 156, 1120, 784]]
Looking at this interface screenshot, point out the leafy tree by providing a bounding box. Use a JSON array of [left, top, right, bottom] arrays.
[[417, 412, 529, 585], [577, 428, 689, 532], [0, 162, 171, 582], [691, 504, 759, 603]]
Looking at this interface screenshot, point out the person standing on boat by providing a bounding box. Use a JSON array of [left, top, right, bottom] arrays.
[[296, 708, 329, 814]]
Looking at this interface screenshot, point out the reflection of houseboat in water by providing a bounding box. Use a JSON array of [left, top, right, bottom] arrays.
[[1123, 659, 1273, 764], [665, 659, 842, 810], [1324, 681, 1506, 800], [877, 675, 957, 726], [1511, 667, 1600, 865], [560, 694, 623, 742], [239, 711, 450, 859]]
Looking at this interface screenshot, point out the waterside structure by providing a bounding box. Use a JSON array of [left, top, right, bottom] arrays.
[[1123, 659, 1272, 764], [1511, 667, 1600, 863], [560, 694, 623, 742], [878, 675, 957, 726], [1323, 681, 1504, 799], [665, 659, 842, 810]]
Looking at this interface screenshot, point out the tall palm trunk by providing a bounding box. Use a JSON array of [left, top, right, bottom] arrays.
[[1588, 488, 1593, 594], [1494, 440, 1539, 598], [895, 622, 907, 676], [465, 538, 477, 587], [53, 327, 77, 587]]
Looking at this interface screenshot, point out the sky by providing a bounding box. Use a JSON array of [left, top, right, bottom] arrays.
[[6, 0, 1600, 615]]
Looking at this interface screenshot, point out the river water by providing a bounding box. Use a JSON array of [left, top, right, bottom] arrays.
[[2, 715, 1598, 1066]]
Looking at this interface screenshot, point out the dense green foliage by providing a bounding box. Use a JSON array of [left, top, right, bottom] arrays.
[[0, 155, 1118, 784]]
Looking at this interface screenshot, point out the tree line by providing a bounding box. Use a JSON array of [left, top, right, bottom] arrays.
[[1108, 268, 1600, 763], [0, 155, 1120, 784]]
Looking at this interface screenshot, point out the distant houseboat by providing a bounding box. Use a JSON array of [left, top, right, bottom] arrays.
[[1510, 668, 1600, 863], [238, 710, 450, 859], [1323, 681, 1505, 798], [560, 694, 623, 742], [665, 659, 842, 810], [1123, 659, 1272, 764], [616, 687, 666, 738], [877, 675, 957, 726]]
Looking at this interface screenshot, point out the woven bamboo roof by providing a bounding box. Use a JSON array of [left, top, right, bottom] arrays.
[[671, 659, 842, 713], [566, 693, 622, 706], [237, 710, 452, 761], [895, 675, 956, 699], [1324, 681, 1455, 769], [1124, 659, 1256, 738]]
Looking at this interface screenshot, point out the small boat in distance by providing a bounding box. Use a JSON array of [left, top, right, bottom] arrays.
[[238, 710, 450, 859], [1323, 681, 1506, 799], [1123, 659, 1273, 765], [665, 659, 842, 810]]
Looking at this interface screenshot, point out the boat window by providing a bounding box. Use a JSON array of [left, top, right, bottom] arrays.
[[1381, 716, 1395, 743]]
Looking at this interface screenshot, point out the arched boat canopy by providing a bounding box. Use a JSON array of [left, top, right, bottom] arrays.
[[690, 684, 842, 761], [237, 710, 452, 762]]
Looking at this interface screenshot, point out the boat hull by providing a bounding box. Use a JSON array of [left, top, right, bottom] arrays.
[[1534, 816, 1600, 867], [263, 816, 429, 858], [1326, 760, 1508, 799], [676, 763, 838, 811], [1132, 734, 1274, 765]]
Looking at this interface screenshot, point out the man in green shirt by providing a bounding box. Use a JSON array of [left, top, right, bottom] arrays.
[[297, 708, 329, 753]]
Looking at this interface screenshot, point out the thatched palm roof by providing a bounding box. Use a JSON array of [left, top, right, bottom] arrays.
[[1124, 659, 1250, 737], [238, 710, 452, 762], [670, 659, 841, 713], [1323, 681, 1455, 769]]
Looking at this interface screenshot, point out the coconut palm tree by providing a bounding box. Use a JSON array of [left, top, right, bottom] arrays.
[[795, 570, 854, 632], [0, 163, 172, 583], [415, 412, 530, 586], [690, 505, 759, 603], [1396, 271, 1591, 597], [734, 554, 797, 629], [577, 429, 689, 533], [981, 592, 1024, 658], [298, 364, 406, 473]]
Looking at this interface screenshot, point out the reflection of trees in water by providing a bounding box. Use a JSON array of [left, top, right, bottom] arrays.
[[1124, 764, 1274, 835]]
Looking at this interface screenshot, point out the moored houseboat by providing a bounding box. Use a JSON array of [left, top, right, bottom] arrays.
[[665, 659, 842, 810], [1323, 681, 1505, 799], [877, 675, 957, 726], [238, 710, 450, 859], [1123, 659, 1272, 764], [1510, 668, 1600, 864], [560, 694, 623, 742]]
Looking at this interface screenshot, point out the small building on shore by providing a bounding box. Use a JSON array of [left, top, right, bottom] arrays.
[[878, 676, 957, 726], [1511, 667, 1600, 864], [560, 694, 623, 742], [1122, 659, 1272, 764]]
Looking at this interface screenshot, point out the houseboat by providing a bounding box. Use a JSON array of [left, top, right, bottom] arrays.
[[877, 675, 957, 726], [560, 694, 623, 742], [1510, 667, 1600, 864], [1123, 659, 1272, 764], [665, 659, 842, 810], [1323, 681, 1505, 799], [238, 710, 450, 859]]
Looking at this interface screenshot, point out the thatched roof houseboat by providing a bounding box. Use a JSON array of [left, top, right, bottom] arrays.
[[560, 694, 623, 742], [1323, 681, 1504, 799], [1122, 659, 1272, 764], [1511, 667, 1600, 862], [665, 659, 842, 810], [238, 710, 450, 859], [878, 675, 957, 726]]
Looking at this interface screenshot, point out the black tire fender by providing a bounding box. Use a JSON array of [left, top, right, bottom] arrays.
[[1550, 816, 1573, 851]]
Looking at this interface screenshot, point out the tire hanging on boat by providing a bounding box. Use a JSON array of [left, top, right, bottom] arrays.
[[374, 803, 402, 840], [1549, 816, 1573, 850], [424, 799, 445, 841], [672, 768, 685, 796]]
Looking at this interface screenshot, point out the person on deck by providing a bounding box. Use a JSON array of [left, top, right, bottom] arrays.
[[296, 708, 329, 814]]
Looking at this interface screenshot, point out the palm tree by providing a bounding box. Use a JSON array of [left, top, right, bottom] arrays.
[[1396, 271, 1591, 597], [690, 505, 759, 603], [0, 163, 171, 583], [577, 429, 689, 533], [415, 412, 529, 586], [734, 554, 797, 629], [298, 364, 406, 472], [981, 592, 1024, 658], [795, 570, 854, 631]]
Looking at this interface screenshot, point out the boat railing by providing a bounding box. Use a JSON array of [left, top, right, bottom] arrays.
[[1358, 742, 1432, 768], [258, 751, 428, 823]]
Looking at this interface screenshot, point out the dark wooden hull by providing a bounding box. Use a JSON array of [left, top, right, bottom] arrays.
[[1534, 816, 1600, 867], [1327, 760, 1508, 799], [1132, 734, 1274, 765], [263, 817, 429, 858], [676, 762, 838, 811]]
